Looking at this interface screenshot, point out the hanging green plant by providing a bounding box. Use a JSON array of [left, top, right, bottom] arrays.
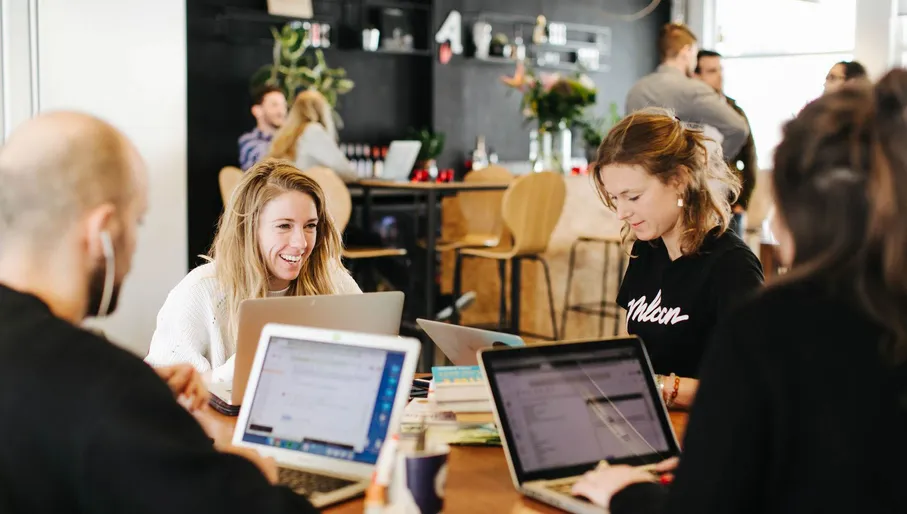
[[250, 22, 355, 127]]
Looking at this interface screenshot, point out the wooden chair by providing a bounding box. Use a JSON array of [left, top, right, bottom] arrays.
[[303, 167, 407, 289], [452, 171, 567, 340], [218, 166, 243, 206], [435, 165, 514, 251]]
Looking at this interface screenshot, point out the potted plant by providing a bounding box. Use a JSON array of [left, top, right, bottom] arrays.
[[580, 102, 621, 164], [501, 61, 597, 173], [408, 127, 446, 176], [250, 22, 355, 127]]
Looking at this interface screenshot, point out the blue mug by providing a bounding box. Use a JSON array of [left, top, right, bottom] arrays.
[[389, 445, 450, 514]]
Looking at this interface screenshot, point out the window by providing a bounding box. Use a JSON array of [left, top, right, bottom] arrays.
[[712, 0, 857, 168]]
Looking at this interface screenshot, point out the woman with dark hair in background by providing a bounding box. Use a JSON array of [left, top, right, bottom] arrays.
[[824, 60, 868, 94], [572, 69, 907, 514]]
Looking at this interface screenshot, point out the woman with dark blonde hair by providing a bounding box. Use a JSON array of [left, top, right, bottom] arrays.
[[592, 108, 764, 408], [268, 89, 356, 180], [146, 159, 360, 382], [572, 69, 907, 514]]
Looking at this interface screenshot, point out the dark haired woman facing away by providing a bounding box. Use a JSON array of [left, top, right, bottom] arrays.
[[572, 70, 907, 513]]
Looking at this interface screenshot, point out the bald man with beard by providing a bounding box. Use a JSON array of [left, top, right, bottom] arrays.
[[0, 112, 318, 514]]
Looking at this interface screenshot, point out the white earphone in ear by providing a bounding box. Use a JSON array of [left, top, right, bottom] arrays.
[[99, 230, 114, 260], [97, 230, 116, 317]]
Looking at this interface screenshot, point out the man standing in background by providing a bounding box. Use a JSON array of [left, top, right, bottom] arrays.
[[626, 23, 749, 159], [238, 85, 287, 170], [695, 50, 758, 237]]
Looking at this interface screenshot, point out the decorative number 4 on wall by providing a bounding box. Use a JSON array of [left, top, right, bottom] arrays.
[[435, 10, 463, 64]]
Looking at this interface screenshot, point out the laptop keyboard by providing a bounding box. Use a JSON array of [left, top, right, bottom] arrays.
[[278, 468, 357, 496], [546, 478, 579, 495]]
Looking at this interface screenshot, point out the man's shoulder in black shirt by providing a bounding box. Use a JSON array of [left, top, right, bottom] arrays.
[[0, 284, 318, 514]]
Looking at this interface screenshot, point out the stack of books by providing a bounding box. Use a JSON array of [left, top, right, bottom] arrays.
[[428, 365, 491, 413]]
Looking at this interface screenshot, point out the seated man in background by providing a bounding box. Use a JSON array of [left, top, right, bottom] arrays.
[[0, 112, 318, 514], [626, 23, 749, 159], [239, 85, 287, 170], [695, 49, 757, 237]]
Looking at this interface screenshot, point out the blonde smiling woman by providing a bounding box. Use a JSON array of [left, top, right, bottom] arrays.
[[145, 158, 360, 382]]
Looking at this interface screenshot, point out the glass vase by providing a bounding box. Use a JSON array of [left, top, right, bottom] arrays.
[[531, 121, 571, 174]]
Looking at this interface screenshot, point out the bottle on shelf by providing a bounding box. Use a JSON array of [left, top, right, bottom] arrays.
[[365, 146, 374, 177], [357, 144, 368, 178], [372, 146, 384, 178], [471, 135, 489, 171]]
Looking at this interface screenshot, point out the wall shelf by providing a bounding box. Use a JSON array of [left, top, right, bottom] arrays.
[[467, 10, 612, 73]]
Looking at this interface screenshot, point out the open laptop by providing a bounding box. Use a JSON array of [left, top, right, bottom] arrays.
[[416, 319, 525, 366], [377, 140, 421, 180], [209, 291, 405, 414], [477, 337, 681, 514], [233, 323, 420, 508]]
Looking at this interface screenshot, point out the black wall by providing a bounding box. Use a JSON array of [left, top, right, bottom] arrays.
[[186, 0, 669, 267]]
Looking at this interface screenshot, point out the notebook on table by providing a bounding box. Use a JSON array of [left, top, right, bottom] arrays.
[[232, 323, 420, 508], [478, 337, 680, 514]]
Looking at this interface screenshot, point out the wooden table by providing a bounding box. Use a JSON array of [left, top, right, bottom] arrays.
[[354, 180, 511, 370], [201, 409, 687, 513]]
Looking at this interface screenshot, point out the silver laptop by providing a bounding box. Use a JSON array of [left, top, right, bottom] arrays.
[[416, 319, 525, 366], [378, 140, 422, 180], [211, 291, 404, 411], [477, 337, 680, 513], [233, 323, 420, 508]]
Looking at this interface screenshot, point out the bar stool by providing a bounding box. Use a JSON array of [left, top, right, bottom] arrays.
[[560, 234, 626, 339], [451, 171, 567, 340], [304, 167, 408, 290]]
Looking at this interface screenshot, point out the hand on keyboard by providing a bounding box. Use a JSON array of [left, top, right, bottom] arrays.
[[570, 465, 658, 508]]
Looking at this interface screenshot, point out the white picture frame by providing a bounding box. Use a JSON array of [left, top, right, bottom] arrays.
[[267, 0, 313, 19]]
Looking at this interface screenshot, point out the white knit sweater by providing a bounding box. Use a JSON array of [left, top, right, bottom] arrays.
[[144, 262, 361, 383]]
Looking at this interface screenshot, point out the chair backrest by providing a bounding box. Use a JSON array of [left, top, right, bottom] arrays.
[[303, 166, 353, 232], [218, 166, 243, 206], [458, 165, 514, 241], [501, 171, 567, 256]]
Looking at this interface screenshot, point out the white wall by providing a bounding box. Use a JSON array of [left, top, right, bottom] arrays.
[[37, 0, 187, 355], [854, 0, 898, 78]]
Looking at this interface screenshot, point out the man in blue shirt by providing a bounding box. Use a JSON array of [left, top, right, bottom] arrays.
[[238, 85, 287, 170]]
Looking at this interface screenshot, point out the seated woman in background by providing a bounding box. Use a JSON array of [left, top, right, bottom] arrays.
[[593, 109, 764, 409], [146, 159, 360, 382], [268, 89, 357, 180], [824, 60, 868, 95], [573, 69, 907, 514]]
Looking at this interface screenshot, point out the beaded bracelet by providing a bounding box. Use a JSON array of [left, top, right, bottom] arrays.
[[665, 373, 680, 408]]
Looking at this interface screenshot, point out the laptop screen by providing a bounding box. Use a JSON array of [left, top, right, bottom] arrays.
[[482, 339, 679, 483], [241, 336, 405, 465]]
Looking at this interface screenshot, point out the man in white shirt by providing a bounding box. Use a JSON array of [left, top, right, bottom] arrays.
[[626, 23, 749, 158]]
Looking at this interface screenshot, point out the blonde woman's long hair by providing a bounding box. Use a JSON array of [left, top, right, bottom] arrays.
[[269, 90, 336, 161], [209, 158, 345, 341]]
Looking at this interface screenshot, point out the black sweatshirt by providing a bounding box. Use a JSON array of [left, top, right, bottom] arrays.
[[611, 277, 907, 514], [0, 284, 318, 514], [617, 229, 764, 378]]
